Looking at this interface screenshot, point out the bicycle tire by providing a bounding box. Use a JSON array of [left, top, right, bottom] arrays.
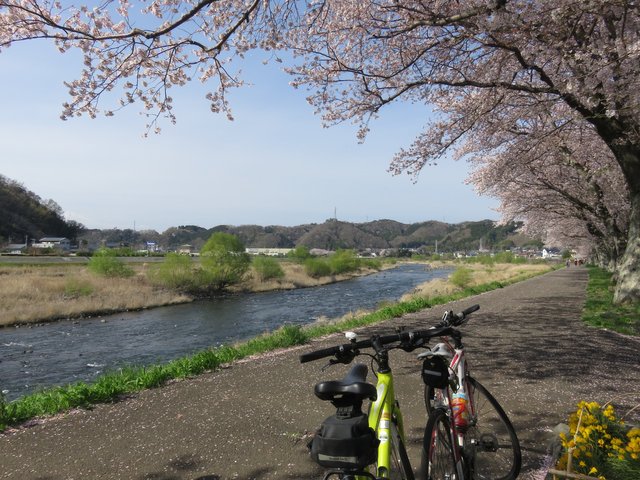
[[419, 408, 459, 480], [424, 384, 446, 414], [464, 377, 521, 480], [424, 378, 521, 480]]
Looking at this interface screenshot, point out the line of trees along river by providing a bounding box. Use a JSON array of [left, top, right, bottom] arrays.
[[0, 263, 450, 401]]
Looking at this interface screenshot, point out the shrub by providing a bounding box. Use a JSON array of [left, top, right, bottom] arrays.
[[328, 249, 361, 274], [149, 253, 195, 290], [88, 248, 134, 278], [305, 257, 332, 278], [450, 267, 473, 288], [252, 256, 285, 282], [287, 245, 312, 262], [199, 233, 251, 290], [362, 258, 382, 270]]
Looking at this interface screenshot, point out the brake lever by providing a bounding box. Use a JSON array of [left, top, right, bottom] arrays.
[[400, 334, 425, 352], [321, 349, 357, 371], [321, 359, 338, 372]]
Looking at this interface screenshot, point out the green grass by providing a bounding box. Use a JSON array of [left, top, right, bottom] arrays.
[[582, 266, 640, 335], [0, 325, 309, 431], [0, 266, 548, 432]]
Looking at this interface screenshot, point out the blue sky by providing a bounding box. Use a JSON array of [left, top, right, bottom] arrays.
[[0, 40, 499, 232]]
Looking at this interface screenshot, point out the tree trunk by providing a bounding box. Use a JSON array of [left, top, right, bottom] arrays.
[[614, 192, 640, 304]]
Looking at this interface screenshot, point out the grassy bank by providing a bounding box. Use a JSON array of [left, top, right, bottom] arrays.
[[0, 260, 389, 327], [0, 261, 553, 432], [582, 266, 640, 335], [0, 264, 190, 326]]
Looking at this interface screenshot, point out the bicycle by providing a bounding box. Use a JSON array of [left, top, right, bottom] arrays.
[[420, 307, 521, 480], [299, 304, 521, 480]]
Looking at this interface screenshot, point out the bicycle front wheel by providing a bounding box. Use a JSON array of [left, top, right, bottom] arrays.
[[379, 424, 414, 480], [419, 408, 460, 480], [465, 377, 521, 480]]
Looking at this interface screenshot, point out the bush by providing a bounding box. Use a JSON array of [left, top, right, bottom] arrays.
[[362, 258, 382, 270], [88, 248, 134, 278], [252, 256, 285, 282], [305, 257, 332, 278], [328, 249, 361, 274], [287, 245, 312, 262], [450, 267, 473, 288], [199, 233, 251, 290], [149, 253, 195, 290]]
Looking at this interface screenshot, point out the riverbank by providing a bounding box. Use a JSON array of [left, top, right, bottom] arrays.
[[0, 260, 394, 327], [0, 259, 547, 328]]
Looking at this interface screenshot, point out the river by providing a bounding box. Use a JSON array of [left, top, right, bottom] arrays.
[[0, 263, 450, 401]]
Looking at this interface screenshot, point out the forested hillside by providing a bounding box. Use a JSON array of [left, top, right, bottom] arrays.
[[1, 173, 540, 252], [79, 219, 541, 253], [0, 175, 84, 243]]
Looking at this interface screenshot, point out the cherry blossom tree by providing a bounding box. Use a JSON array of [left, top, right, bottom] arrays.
[[1, 0, 638, 302], [286, 0, 640, 302], [467, 108, 630, 270]]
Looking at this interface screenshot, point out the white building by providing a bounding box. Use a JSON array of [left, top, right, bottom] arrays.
[[33, 237, 71, 251]]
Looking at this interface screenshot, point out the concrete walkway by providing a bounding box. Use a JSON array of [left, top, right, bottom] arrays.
[[1, 266, 639, 480]]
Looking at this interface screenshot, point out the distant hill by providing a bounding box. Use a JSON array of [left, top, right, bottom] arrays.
[[1, 174, 540, 251], [0, 175, 84, 243], [79, 219, 542, 253]]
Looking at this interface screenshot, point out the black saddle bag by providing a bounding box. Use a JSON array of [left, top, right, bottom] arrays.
[[310, 413, 379, 470]]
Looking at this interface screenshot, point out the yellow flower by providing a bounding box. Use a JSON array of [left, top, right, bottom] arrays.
[[589, 467, 598, 475], [579, 461, 587, 467]]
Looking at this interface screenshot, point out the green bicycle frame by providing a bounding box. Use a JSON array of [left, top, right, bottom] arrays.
[[360, 369, 408, 479]]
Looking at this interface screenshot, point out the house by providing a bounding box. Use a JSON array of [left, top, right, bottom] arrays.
[[32, 237, 71, 251], [177, 244, 195, 255], [542, 248, 561, 259], [1, 243, 28, 255]]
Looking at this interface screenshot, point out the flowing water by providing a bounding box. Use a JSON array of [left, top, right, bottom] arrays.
[[0, 263, 450, 400]]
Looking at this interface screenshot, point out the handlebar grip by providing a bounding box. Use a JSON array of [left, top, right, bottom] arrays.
[[299, 345, 340, 363], [462, 304, 480, 316], [451, 304, 480, 325]]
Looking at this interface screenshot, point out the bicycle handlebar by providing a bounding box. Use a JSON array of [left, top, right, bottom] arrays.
[[299, 304, 480, 364], [450, 304, 480, 325]]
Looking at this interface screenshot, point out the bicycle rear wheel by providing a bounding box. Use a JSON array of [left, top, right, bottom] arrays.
[[465, 377, 521, 480], [424, 385, 447, 414], [419, 408, 460, 480]]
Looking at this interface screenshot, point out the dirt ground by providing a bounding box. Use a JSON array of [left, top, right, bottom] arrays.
[[1, 266, 639, 480]]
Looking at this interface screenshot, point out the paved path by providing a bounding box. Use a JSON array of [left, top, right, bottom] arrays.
[[1, 267, 639, 480]]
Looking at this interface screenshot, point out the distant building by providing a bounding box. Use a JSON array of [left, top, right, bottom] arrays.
[[177, 244, 195, 255], [32, 237, 71, 251], [245, 247, 294, 257], [2, 243, 28, 255], [542, 248, 561, 259]]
